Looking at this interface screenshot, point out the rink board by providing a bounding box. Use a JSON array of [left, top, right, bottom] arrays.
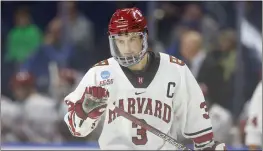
[[1, 142, 250, 150], [1, 142, 99, 150]]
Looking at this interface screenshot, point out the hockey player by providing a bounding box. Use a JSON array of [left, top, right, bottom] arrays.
[[10, 71, 62, 143], [245, 81, 262, 150], [64, 7, 226, 150]]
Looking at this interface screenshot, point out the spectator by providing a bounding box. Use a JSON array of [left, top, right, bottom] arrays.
[[5, 6, 42, 65], [214, 29, 238, 113], [60, 1, 94, 52], [179, 30, 234, 145], [56, 1, 96, 72], [167, 3, 219, 56], [20, 18, 74, 94], [10, 71, 62, 143], [179, 30, 206, 78], [179, 29, 234, 109], [179, 29, 237, 114], [165, 25, 190, 58], [179, 30, 210, 97], [199, 29, 237, 112]]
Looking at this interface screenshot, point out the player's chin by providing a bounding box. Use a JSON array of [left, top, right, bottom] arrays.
[[122, 53, 136, 57]]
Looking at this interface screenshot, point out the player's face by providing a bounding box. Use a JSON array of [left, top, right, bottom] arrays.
[[114, 33, 143, 57]]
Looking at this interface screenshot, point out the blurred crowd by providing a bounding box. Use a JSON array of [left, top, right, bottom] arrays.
[[1, 1, 262, 148]]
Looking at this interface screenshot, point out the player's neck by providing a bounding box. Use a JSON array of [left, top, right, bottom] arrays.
[[128, 52, 149, 71]]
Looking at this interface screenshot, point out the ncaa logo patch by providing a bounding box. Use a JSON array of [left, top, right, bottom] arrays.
[[101, 71, 110, 79]]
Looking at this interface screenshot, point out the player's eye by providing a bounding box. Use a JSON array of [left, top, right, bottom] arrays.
[[116, 40, 124, 44], [130, 37, 137, 42]]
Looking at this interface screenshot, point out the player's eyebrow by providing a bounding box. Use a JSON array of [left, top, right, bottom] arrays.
[[115, 36, 132, 41]]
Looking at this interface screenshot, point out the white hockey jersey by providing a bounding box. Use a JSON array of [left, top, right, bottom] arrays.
[[245, 81, 262, 146], [64, 52, 214, 150]]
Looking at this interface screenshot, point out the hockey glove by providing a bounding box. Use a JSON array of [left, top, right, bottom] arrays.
[[74, 86, 109, 120]]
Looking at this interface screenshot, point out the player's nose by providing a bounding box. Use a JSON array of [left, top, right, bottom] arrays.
[[123, 44, 133, 54]]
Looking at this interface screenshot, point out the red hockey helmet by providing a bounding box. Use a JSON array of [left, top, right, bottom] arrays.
[[108, 7, 148, 67], [10, 71, 35, 89]]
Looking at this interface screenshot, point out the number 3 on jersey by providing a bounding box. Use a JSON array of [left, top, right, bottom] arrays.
[[132, 119, 148, 145]]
